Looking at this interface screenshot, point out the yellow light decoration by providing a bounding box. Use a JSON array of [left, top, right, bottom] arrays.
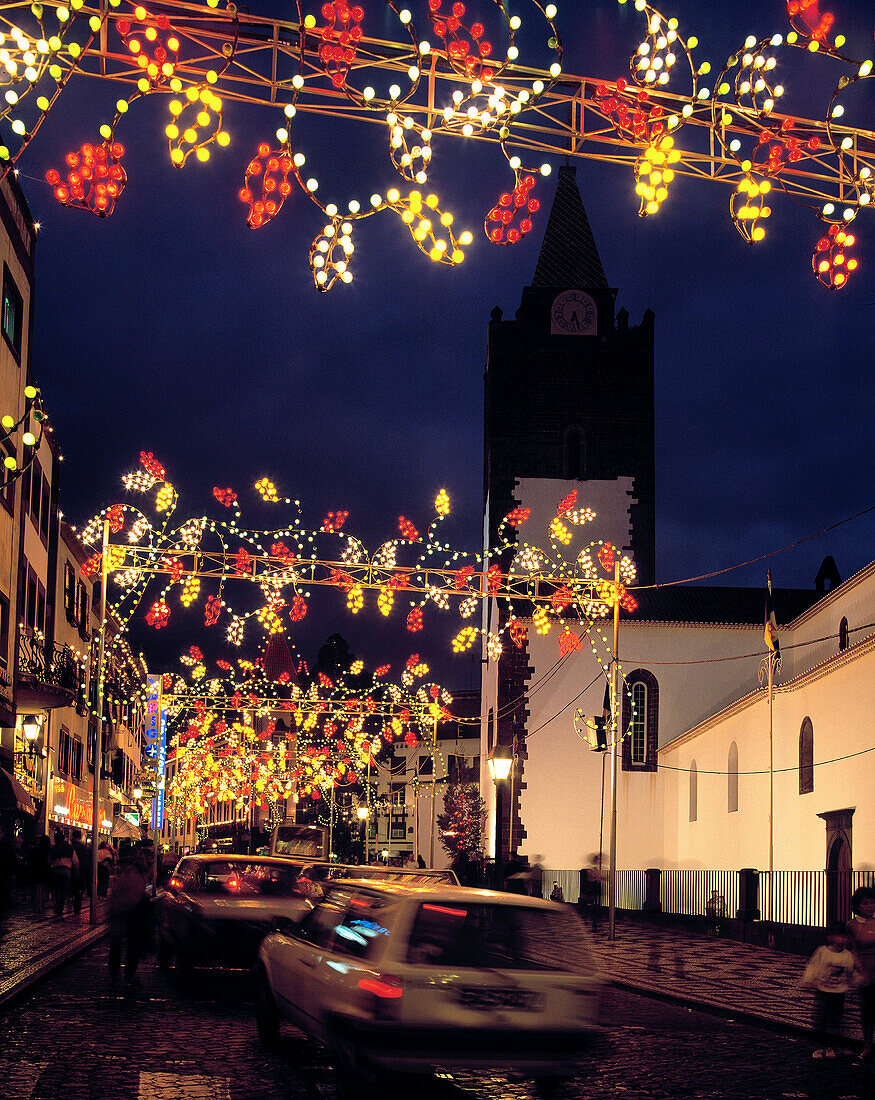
[[434, 488, 450, 517], [255, 477, 279, 502], [377, 587, 394, 616], [634, 134, 678, 217], [180, 575, 200, 606], [452, 626, 477, 653], [350, 659, 364, 675], [105, 544, 127, 572], [731, 173, 772, 243], [533, 607, 551, 635], [549, 517, 573, 544], [155, 482, 175, 512], [386, 189, 473, 265], [166, 85, 228, 168], [347, 584, 364, 613]]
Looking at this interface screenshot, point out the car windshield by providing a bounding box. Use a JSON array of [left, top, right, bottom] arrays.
[[196, 861, 303, 898], [406, 902, 594, 971]]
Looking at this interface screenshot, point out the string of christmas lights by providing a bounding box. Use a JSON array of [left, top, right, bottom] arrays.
[[76, 452, 636, 671], [0, 2, 867, 288]]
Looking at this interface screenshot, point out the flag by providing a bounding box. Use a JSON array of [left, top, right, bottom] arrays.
[[764, 569, 780, 656], [590, 681, 611, 752]]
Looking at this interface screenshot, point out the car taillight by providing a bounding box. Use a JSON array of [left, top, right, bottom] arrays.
[[358, 976, 403, 999], [226, 876, 241, 892], [169, 877, 183, 891]]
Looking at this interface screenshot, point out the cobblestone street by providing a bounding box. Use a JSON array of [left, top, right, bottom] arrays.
[[1, 943, 873, 1100]]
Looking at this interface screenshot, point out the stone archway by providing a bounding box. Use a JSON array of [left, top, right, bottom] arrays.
[[819, 809, 854, 926]]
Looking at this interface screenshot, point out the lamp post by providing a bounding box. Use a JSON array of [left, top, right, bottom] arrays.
[[487, 745, 513, 890], [356, 804, 368, 864]]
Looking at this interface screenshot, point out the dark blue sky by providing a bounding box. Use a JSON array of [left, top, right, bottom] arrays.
[[15, 0, 875, 676]]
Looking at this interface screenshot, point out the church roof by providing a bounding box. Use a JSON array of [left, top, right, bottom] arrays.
[[531, 164, 609, 289], [622, 585, 822, 628]]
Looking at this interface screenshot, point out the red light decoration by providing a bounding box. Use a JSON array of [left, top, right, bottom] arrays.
[[322, 510, 349, 532], [233, 547, 253, 575], [557, 490, 577, 516], [240, 144, 295, 228], [595, 80, 666, 145], [316, 2, 364, 89], [46, 141, 127, 218], [486, 563, 502, 594], [597, 543, 616, 572], [116, 9, 180, 88], [289, 595, 308, 621], [216, 659, 231, 670], [505, 506, 530, 526], [485, 171, 539, 245], [551, 585, 573, 612], [140, 452, 166, 481], [81, 552, 101, 579], [374, 664, 390, 677], [271, 540, 293, 561], [509, 619, 527, 649], [406, 607, 423, 632], [813, 223, 857, 289], [204, 594, 222, 626], [106, 504, 124, 533], [558, 627, 582, 656], [429, 0, 495, 83], [146, 600, 170, 628], [453, 565, 474, 589], [398, 516, 420, 541], [213, 487, 237, 508], [787, 0, 835, 45]]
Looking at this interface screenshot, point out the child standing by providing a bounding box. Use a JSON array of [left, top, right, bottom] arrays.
[[800, 923, 856, 1058]]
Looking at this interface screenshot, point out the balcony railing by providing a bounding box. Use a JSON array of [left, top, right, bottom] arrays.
[[17, 630, 81, 698], [13, 750, 45, 797]]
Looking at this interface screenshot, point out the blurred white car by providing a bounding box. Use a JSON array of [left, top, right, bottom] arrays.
[[255, 880, 601, 1091]]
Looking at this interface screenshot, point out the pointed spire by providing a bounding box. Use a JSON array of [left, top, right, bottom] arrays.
[[263, 631, 298, 685], [531, 165, 608, 289]]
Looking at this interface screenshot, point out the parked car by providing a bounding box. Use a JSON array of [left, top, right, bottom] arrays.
[[255, 881, 602, 1093], [156, 855, 312, 972], [292, 863, 460, 901]]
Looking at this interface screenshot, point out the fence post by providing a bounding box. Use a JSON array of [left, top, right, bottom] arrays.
[[644, 867, 662, 914], [737, 867, 760, 922]]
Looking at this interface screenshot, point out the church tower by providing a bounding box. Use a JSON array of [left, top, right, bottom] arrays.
[[484, 164, 655, 585], [482, 165, 655, 861]]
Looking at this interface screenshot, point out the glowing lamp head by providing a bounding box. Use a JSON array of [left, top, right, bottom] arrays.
[[487, 746, 513, 782]]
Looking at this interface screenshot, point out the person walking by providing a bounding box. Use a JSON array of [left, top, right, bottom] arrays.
[[97, 842, 113, 898], [107, 853, 148, 987], [49, 830, 76, 918], [800, 922, 856, 1058], [846, 886, 875, 1063], [0, 822, 17, 921], [27, 835, 52, 913], [70, 828, 91, 915]]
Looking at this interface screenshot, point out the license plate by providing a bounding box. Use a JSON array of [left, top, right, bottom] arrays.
[[457, 987, 544, 1011]]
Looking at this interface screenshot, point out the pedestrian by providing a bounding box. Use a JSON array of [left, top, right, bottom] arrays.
[[70, 828, 91, 914], [97, 842, 113, 898], [706, 889, 728, 937], [27, 835, 52, 913], [550, 882, 565, 903], [846, 886, 875, 1063], [107, 852, 148, 987], [800, 922, 856, 1058], [579, 854, 604, 931], [49, 830, 77, 918], [417, 854, 426, 869], [0, 822, 17, 920]]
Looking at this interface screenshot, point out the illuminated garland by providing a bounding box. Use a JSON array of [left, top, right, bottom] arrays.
[[0, 385, 48, 489], [77, 453, 636, 670], [165, 640, 452, 816], [0, 2, 865, 288]]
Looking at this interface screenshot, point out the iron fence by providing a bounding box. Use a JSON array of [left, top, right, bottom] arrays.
[[541, 868, 875, 928], [17, 630, 80, 695]]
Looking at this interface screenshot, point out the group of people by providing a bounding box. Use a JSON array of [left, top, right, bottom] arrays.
[[801, 886, 875, 1061], [0, 827, 121, 920]]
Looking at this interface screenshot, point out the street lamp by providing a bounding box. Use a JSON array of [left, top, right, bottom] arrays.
[[487, 745, 514, 890], [22, 715, 43, 743], [356, 804, 369, 864]]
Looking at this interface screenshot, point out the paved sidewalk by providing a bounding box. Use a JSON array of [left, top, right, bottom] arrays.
[[588, 913, 863, 1049], [0, 889, 108, 1009]]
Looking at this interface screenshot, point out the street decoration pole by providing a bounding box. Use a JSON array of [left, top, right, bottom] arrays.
[[89, 518, 109, 925], [608, 561, 621, 943]]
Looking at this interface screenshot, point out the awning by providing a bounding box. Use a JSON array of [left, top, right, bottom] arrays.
[[111, 817, 143, 839], [0, 768, 36, 816]]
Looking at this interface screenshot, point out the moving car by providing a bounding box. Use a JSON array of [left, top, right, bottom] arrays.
[[255, 881, 602, 1091], [293, 862, 459, 900], [156, 854, 312, 972]]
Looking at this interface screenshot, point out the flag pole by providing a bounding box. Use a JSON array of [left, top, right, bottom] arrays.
[[759, 570, 782, 925], [608, 561, 620, 943]]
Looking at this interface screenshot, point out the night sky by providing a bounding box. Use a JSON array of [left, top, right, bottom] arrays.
[[13, 0, 875, 679]]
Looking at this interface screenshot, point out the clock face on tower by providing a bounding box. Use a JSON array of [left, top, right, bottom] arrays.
[[550, 289, 597, 336]]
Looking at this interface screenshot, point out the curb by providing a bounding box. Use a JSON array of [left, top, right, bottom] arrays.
[[0, 924, 108, 1012], [608, 975, 861, 1053]]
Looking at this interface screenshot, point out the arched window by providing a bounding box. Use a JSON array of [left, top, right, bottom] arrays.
[[728, 741, 739, 813], [562, 425, 585, 480], [799, 717, 814, 794], [839, 617, 849, 652], [689, 761, 697, 822], [630, 682, 647, 764], [622, 670, 658, 772]]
